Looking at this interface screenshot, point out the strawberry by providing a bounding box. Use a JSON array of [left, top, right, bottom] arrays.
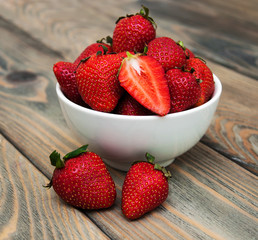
[[74, 37, 113, 66], [114, 93, 153, 116], [112, 5, 156, 53], [118, 52, 170, 116], [76, 52, 127, 112], [184, 58, 215, 106], [53, 61, 85, 106], [146, 37, 187, 71], [165, 68, 201, 113], [177, 40, 195, 59], [45, 145, 116, 209], [185, 48, 195, 59], [122, 153, 171, 220]]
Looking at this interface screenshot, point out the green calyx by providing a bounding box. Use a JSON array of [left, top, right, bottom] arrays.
[[49, 145, 89, 169], [145, 152, 172, 178], [177, 40, 186, 50], [44, 145, 88, 189], [49, 150, 65, 168], [115, 5, 157, 29], [96, 35, 113, 45], [75, 56, 91, 72], [63, 145, 88, 160], [96, 36, 113, 55], [138, 5, 157, 29], [154, 164, 172, 179], [96, 45, 109, 56]]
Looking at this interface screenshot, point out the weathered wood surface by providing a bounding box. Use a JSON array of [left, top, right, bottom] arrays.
[[0, 0, 258, 239], [0, 0, 257, 174], [0, 134, 110, 240], [0, 0, 257, 80]]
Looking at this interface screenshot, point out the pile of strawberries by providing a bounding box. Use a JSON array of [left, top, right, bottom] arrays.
[[53, 6, 215, 116], [48, 6, 216, 220]]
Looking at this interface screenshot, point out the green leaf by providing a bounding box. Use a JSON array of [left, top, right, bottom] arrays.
[[49, 150, 64, 168], [63, 145, 88, 160], [145, 152, 155, 164], [106, 35, 113, 45]]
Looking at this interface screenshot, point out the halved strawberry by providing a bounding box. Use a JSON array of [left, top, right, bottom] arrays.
[[118, 53, 170, 116]]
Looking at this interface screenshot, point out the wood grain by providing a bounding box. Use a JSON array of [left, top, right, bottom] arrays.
[[143, 0, 258, 80], [0, 0, 257, 79], [0, 0, 257, 174], [203, 63, 258, 174], [0, 1, 258, 239], [0, 134, 110, 240]]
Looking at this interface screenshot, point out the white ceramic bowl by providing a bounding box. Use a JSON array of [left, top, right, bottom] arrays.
[[56, 74, 222, 171]]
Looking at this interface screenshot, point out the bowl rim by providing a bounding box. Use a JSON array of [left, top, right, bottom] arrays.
[[56, 74, 222, 121]]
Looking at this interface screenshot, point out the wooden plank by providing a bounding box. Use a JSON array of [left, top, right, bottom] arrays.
[[0, 0, 257, 173], [0, 15, 257, 240], [202, 62, 258, 174], [0, 0, 257, 80], [0, 134, 110, 240], [86, 146, 258, 240], [0, 12, 257, 175]]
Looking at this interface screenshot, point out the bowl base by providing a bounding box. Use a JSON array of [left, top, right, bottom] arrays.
[[103, 158, 175, 172]]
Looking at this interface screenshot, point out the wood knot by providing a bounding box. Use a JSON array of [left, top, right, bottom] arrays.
[[6, 71, 37, 83]]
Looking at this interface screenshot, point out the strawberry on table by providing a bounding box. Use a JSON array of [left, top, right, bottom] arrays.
[[118, 52, 171, 116], [45, 145, 116, 210], [74, 37, 113, 66], [53, 61, 85, 106], [122, 153, 171, 220], [165, 68, 201, 113], [146, 37, 187, 71], [112, 5, 156, 53], [76, 51, 127, 112], [114, 93, 153, 116], [184, 57, 215, 106]]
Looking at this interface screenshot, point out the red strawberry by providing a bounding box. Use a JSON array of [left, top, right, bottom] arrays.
[[112, 5, 156, 53], [76, 52, 127, 112], [185, 48, 195, 59], [122, 153, 171, 220], [118, 53, 170, 116], [74, 37, 113, 66], [45, 145, 116, 209], [184, 58, 215, 106], [53, 61, 85, 106], [177, 41, 195, 59], [147, 37, 187, 71], [115, 93, 153, 116], [165, 68, 201, 113]]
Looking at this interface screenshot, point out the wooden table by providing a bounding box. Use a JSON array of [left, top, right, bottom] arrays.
[[0, 1, 257, 239]]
